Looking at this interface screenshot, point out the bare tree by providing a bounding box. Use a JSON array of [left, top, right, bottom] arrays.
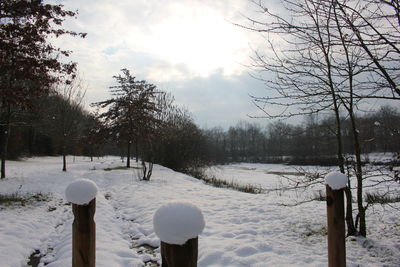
[[240, 0, 358, 235], [241, 0, 400, 237], [334, 0, 400, 99], [54, 77, 86, 171], [153, 105, 208, 174], [330, 1, 371, 236], [83, 116, 107, 162]]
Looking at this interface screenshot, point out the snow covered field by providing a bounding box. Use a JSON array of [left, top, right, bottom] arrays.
[[0, 156, 399, 266]]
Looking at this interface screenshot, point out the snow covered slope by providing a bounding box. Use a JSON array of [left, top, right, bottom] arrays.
[[0, 157, 398, 266]]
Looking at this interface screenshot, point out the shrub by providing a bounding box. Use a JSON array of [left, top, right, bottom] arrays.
[[365, 192, 400, 205], [0, 192, 50, 207], [186, 167, 263, 194]]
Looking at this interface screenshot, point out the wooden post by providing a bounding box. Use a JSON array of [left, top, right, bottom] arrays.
[[72, 198, 96, 267], [326, 185, 346, 267], [161, 237, 198, 267]]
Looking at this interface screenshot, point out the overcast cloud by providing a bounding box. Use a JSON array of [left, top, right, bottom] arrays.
[[54, 0, 273, 128]]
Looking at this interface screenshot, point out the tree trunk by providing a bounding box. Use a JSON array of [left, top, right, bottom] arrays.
[[62, 137, 67, 172], [336, 116, 357, 236], [349, 112, 366, 237], [344, 187, 357, 236], [141, 159, 147, 180], [63, 153, 67, 172], [126, 141, 131, 168], [0, 106, 11, 179], [146, 162, 153, 181], [333, 96, 357, 236], [0, 126, 10, 179]]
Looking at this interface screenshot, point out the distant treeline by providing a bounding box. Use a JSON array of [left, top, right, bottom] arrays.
[[204, 106, 400, 166], [3, 93, 399, 168], [5, 93, 98, 159], [3, 91, 207, 174]]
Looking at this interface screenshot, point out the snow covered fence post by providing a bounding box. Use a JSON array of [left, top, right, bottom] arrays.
[[325, 172, 347, 267], [153, 202, 205, 267], [65, 179, 98, 267]]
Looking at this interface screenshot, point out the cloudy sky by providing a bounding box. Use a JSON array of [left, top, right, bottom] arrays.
[[54, 0, 274, 129]]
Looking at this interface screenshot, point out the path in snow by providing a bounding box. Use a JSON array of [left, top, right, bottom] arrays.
[[37, 160, 161, 266]]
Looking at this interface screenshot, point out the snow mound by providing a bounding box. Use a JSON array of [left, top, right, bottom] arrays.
[[153, 202, 205, 245], [65, 178, 98, 205], [325, 172, 348, 190]]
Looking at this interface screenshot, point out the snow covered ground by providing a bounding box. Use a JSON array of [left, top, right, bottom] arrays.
[[0, 156, 399, 266]]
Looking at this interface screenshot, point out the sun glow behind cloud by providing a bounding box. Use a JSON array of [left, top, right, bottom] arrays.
[[141, 3, 249, 80], [59, 0, 253, 83]]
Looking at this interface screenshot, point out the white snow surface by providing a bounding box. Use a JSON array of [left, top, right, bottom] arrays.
[[0, 156, 399, 267], [325, 172, 348, 190], [153, 202, 205, 245], [65, 178, 98, 205]]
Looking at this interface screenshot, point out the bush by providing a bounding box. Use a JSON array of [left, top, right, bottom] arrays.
[[311, 190, 326, 201], [365, 192, 400, 205], [0, 192, 50, 207], [185, 166, 263, 194], [153, 111, 209, 173]]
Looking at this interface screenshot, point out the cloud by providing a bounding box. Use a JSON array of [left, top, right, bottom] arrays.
[[52, 0, 271, 128], [146, 64, 191, 82], [155, 70, 269, 129]]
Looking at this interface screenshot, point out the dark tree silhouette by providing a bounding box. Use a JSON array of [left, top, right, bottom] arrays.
[[92, 69, 163, 179], [0, 0, 86, 178]]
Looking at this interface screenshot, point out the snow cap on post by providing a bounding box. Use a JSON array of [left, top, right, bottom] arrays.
[[65, 179, 98, 205], [153, 202, 205, 245], [325, 172, 348, 190]]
